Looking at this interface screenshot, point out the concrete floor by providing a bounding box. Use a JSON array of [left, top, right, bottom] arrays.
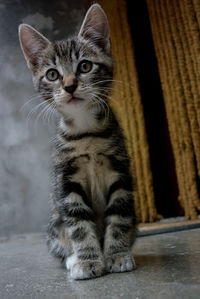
[[0, 229, 200, 299]]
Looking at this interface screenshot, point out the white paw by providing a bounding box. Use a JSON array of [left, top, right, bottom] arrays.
[[105, 252, 136, 273], [66, 257, 105, 280]]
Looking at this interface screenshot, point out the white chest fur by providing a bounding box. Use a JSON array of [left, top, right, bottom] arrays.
[[70, 137, 118, 208]]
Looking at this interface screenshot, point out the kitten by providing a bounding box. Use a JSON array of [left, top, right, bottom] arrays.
[[19, 4, 137, 280]]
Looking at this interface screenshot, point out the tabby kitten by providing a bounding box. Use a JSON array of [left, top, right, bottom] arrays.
[[19, 4, 137, 280]]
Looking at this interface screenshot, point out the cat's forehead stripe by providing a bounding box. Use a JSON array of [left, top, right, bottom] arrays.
[[54, 55, 63, 75], [70, 39, 80, 61], [51, 55, 56, 66], [53, 39, 99, 63], [54, 40, 80, 62]]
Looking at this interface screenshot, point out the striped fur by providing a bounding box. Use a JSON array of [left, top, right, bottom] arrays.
[[19, 4, 137, 280]]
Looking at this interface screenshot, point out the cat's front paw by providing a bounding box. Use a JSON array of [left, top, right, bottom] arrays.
[[69, 259, 105, 280], [105, 252, 136, 273]]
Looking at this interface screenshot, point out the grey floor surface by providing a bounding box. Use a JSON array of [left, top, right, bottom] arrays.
[[0, 228, 200, 299]]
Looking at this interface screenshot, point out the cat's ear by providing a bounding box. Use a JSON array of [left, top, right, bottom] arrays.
[[19, 24, 50, 70], [78, 4, 110, 52]]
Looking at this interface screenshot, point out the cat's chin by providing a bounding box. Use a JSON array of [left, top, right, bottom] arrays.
[[68, 97, 84, 104]]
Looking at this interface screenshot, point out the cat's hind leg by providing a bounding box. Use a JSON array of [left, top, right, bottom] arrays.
[[47, 214, 72, 262]]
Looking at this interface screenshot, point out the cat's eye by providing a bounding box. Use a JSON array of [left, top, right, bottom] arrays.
[[46, 69, 59, 81], [78, 60, 93, 73]]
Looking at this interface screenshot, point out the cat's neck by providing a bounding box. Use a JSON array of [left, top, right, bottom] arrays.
[[59, 104, 111, 136]]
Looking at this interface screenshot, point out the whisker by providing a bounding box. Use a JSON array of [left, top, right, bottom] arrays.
[[83, 79, 136, 93], [20, 95, 43, 112], [89, 92, 110, 124], [43, 104, 54, 124], [34, 103, 50, 126], [26, 101, 47, 125]]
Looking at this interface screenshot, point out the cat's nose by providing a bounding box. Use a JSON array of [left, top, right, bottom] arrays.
[[64, 84, 77, 94]]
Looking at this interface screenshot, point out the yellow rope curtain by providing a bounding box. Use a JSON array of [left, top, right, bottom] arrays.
[[146, 0, 200, 219]]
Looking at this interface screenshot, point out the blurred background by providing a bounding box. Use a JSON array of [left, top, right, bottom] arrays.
[[0, 0, 88, 237]]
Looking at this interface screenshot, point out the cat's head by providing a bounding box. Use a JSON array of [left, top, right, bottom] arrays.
[[18, 4, 113, 119]]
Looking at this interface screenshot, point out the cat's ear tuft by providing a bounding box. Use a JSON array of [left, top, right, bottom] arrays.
[[78, 4, 110, 52], [19, 24, 50, 70]]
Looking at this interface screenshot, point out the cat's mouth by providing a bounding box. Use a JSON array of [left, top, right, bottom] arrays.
[[68, 97, 84, 104]]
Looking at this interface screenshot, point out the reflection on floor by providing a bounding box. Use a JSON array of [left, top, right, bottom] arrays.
[[0, 228, 200, 299]]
